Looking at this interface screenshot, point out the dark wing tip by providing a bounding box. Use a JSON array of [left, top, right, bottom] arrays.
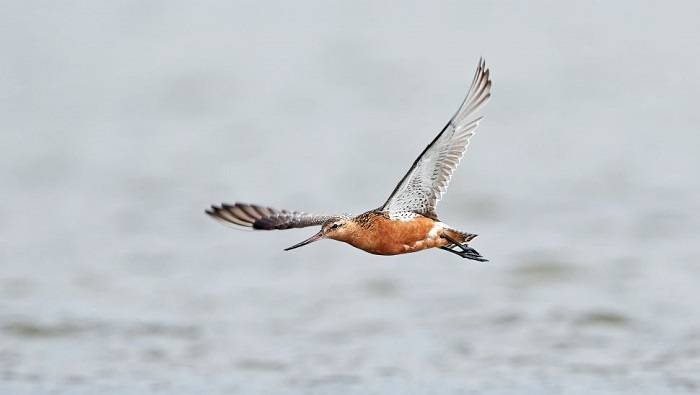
[[206, 202, 334, 231], [205, 202, 257, 229]]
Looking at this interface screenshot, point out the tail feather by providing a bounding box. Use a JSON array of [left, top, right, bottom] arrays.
[[445, 228, 478, 243]]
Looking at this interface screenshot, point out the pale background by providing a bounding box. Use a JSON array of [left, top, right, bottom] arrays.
[[1, 1, 699, 394]]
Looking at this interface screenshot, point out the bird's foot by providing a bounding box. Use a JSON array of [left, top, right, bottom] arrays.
[[439, 243, 489, 262], [440, 233, 489, 262]]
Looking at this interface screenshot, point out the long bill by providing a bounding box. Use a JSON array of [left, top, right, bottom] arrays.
[[284, 230, 324, 251]]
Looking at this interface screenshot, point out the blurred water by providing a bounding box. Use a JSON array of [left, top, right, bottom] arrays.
[[1, 1, 700, 394]]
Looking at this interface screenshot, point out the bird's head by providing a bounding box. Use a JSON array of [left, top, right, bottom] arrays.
[[284, 217, 353, 251]]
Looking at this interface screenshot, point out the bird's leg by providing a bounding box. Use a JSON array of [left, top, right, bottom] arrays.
[[440, 233, 489, 262], [439, 245, 488, 261], [463, 250, 489, 262], [441, 233, 470, 252], [440, 245, 466, 257]]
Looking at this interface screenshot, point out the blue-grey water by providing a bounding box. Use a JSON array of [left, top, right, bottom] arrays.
[[1, 2, 699, 394]]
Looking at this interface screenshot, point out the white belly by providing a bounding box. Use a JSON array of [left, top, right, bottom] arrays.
[[427, 222, 446, 239]]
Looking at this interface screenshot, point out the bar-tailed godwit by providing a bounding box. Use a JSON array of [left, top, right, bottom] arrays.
[[207, 59, 492, 261]]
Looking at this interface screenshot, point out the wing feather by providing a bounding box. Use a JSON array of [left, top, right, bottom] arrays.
[[380, 58, 492, 220], [206, 202, 339, 230]]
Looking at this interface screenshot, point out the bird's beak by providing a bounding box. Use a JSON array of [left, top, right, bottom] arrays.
[[284, 230, 324, 251]]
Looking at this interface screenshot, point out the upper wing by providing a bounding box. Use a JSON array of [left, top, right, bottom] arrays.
[[206, 202, 339, 230], [380, 58, 492, 220]]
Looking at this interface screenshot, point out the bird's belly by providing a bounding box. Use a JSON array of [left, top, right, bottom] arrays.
[[370, 237, 449, 256]]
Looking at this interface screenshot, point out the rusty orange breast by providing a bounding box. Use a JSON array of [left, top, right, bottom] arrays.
[[332, 214, 447, 255]]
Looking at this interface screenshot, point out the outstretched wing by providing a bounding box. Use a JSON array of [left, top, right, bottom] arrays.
[[206, 202, 339, 230], [380, 58, 492, 220]]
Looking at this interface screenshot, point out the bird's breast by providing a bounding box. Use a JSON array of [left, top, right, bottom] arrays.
[[341, 216, 450, 255]]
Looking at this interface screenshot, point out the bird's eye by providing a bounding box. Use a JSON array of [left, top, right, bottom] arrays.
[[330, 223, 340, 230]]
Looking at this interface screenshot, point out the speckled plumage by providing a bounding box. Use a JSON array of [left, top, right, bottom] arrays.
[[381, 59, 491, 221]]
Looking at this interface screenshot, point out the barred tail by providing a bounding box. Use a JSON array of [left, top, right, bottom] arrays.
[[446, 229, 478, 244]]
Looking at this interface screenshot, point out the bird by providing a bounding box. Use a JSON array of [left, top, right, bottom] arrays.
[[206, 58, 492, 261]]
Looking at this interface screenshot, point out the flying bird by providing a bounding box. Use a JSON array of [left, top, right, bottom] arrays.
[[207, 59, 492, 261]]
